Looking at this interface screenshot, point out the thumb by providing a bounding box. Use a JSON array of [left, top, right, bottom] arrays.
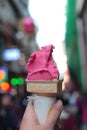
[[44, 100, 63, 129]]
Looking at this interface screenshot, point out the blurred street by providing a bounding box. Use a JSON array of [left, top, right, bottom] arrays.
[[0, 0, 87, 130]]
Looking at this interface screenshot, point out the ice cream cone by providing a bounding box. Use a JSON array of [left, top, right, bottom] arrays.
[[26, 80, 62, 94], [26, 80, 62, 125], [25, 45, 62, 129]]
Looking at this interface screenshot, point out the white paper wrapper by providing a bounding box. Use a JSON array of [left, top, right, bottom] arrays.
[[28, 95, 56, 124]]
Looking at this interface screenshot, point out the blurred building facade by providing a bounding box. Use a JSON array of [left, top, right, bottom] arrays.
[[65, 0, 87, 92], [76, 0, 87, 91], [0, 0, 39, 94]]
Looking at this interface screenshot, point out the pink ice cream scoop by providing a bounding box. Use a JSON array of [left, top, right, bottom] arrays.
[[26, 45, 59, 80]]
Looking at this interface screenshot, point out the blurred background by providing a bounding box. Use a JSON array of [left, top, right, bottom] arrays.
[[0, 0, 87, 130]]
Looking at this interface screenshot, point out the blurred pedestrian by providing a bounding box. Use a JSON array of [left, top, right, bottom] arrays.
[[80, 92, 87, 130], [0, 93, 19, 130]]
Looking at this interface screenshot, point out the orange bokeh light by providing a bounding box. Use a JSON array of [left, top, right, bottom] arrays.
[[1, 82, 10, 91]]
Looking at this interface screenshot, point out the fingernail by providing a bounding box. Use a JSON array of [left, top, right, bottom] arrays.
[[55, 100, 63, 109]]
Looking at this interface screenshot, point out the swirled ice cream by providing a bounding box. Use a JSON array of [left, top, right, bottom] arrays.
[[26, 45, 61, 125]]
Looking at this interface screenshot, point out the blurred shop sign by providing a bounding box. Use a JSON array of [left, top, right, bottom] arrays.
[[18, 17, 35, 34], [0, 66, 8, 82], [2, 48, 21, 61]]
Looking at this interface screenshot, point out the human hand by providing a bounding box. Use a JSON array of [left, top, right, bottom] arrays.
[[20, 100, 63, 130]]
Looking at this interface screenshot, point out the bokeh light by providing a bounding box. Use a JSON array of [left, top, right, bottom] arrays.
[[10, 77, 24, 86], [10, 78, 18, 86], [0, 70, 6, 80], [1, 82, 10, 91]]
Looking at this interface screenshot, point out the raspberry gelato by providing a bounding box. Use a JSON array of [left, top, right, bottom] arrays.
[[26, 45, 59, 80]]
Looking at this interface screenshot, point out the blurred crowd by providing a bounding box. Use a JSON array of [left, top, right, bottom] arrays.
[[0, 92, 26, 130], [56, 90, 87, 130], [0, 81, 87, 130]]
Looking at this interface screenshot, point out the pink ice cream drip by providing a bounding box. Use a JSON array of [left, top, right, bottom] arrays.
[[26, 45, 59, 80]]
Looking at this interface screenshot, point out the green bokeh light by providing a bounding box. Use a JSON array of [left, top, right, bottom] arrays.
[[10, 77, 24, 86], [10, 78, 18, 86], [18, 78, 24, 85]]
